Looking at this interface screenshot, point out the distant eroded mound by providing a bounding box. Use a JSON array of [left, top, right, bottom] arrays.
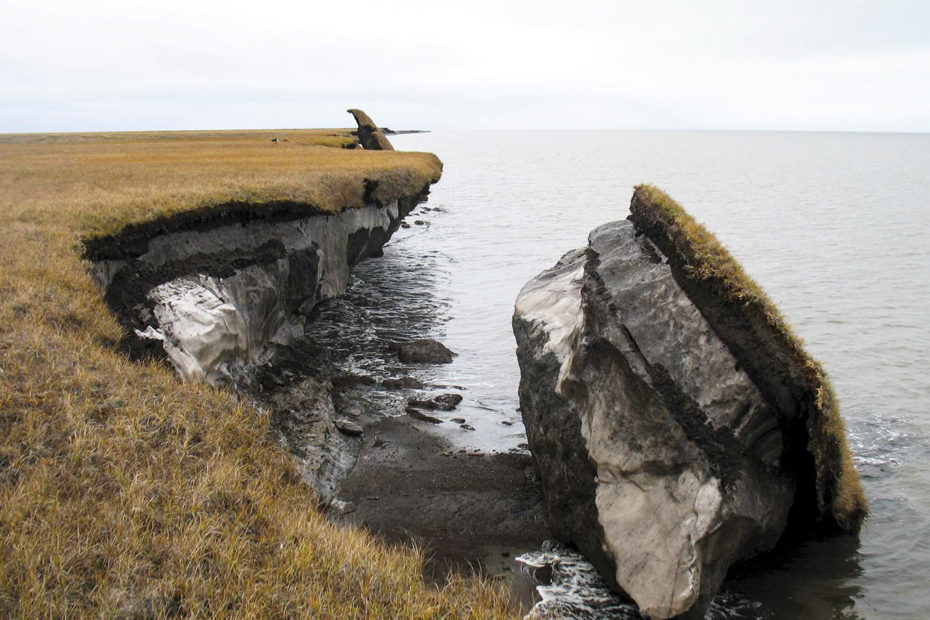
[[347, 108, 395, 151]]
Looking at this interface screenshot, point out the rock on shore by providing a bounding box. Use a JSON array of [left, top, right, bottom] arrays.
[[390, 338, 456, 364], [513, 186, 865, 619]]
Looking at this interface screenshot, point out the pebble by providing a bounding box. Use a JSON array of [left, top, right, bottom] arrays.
[[406, 407, 443, 424], [334, 419, 364, 436]]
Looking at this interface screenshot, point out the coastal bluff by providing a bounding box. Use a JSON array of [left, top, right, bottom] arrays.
[[513, 185, 866, 619], [80, 115, 441, 498], [83, 124, 438, 383], [1, 122, 520, 618]]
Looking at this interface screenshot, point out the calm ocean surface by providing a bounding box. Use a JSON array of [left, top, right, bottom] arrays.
[[335, 130, 930, 618]]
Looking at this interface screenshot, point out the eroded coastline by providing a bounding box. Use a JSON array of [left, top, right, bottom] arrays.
[[76, 124, 868, 618], [1, 123, 533, 618], [83, 172, 551, 611]]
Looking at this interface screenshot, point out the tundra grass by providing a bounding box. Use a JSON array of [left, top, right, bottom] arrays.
[[0, 130, 511, 618], [631, 184, 866, 533]]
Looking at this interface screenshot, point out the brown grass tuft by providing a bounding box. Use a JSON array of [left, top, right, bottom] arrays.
[[0, 129, 513, 618]]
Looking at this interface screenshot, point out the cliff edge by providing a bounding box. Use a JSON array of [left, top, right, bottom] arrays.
[[79, 130, 441, 499], [1, 127, 517, 618]]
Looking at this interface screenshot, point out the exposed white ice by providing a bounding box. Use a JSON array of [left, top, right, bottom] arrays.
[[111, 202, 401, 381]]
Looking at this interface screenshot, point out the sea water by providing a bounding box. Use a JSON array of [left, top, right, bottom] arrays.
[[324, 129, 930, 619]]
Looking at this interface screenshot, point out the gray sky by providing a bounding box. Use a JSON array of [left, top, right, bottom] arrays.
[[2, 0, 928, 132]]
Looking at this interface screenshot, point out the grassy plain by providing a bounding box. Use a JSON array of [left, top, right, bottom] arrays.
[[0, 130, 511, 618]]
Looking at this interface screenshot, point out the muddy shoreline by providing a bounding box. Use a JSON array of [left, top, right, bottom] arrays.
[[335, 413, 547, 607], [239, 321, 550, 612]]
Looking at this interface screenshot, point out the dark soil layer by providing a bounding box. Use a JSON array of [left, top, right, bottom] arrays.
[[82, 186, 430, 262], [238, 328, 549, 611], [332, 414, 549, 610]]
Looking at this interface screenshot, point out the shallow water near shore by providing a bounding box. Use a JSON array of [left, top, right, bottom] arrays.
[[316, 129, 930, 618]]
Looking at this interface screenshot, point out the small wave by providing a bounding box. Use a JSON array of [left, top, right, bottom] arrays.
[[516, 543, 792, 620], [516, 542, 639, 619]]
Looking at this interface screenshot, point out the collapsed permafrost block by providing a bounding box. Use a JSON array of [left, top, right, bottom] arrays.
[[513, 185, 866, 619]]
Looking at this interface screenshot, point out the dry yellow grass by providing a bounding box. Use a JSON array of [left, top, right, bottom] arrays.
[[631, 184, 866, 533], [1, 129, 441, 241], [0, 130, 513, 618]]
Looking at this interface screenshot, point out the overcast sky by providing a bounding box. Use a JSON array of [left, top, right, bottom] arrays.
[[2, 0, 928, 133]]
